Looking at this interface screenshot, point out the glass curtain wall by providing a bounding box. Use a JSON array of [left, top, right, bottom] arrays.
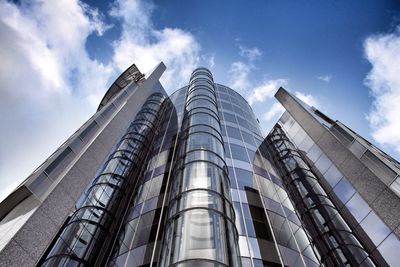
[[159, 68, 241, 267], [267, 125, 375, 267], [41, 93, 169, 267]]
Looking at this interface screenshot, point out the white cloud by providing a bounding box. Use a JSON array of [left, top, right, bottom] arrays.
[[294, 91, 319, 107], [0, 0, 116, 201], [317, 75, 332, 83], [364, 27, 400, 154], [110, 0, 200, 92], [247, 79, 288, 105], [239, 45, 262, 61], [228, 61, 253, 93], [0, 0, 202, 200], [264, 102, 285, 120]]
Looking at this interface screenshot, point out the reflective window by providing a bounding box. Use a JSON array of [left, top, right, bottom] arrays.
[[345, 193, 371, 222], [221, 101, 233, 111], [298, 135, 314, 152], [377, 233, 400, 267], [190, 113, 219, 129], [238, 236, 250, 257], [223, 112, 236, 123], [360, 211, 391, 245], [241, 131, 256, 146], [241, 204, 255, 237], [314, 154, 332, 175], [226, 126, 242, 141], [236, 117, 250, 129], [307, 144, 323, 163], [227, 167, 237, 189], [235, 168, 254, 190], [188, 133, 223, 155], [324, 164, 343, 188], [233, 202, 246, 235], [248, 237, 261, 259], [333, 177, 355, 204], [229, 144, 249, 162], [169, 209, 230, 264], [181, 162, 228, 193]]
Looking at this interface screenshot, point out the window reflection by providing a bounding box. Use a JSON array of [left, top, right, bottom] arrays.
[[333, 177, 355, 204], [324, 164, 343, 188], [345, 193, 371, 222], [360, 211, 391, 246], [377, 233, 400, 266]]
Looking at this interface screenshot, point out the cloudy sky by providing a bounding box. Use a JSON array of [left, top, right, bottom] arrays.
[[0, 0, 399, 200]]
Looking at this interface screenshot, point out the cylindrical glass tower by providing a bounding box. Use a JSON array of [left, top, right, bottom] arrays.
[[159, 68, 241, 267]]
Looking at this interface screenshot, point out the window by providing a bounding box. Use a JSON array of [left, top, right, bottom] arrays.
[[345, 193, 371, 222], [324, 164, 343, 188], [235, 168, 254, 189], [226, 126, 242, 140], [333, 177, 355, 205], [229, 144, 249, 162]]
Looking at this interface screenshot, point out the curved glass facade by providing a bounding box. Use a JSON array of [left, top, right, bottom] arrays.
[[215, 84, 320, 267], [41, 93, 171, 266], [267, 125, 374, 266], [35, 67, 325, 267], [159, 68, 241, 267], [16, 65, 396, 267]]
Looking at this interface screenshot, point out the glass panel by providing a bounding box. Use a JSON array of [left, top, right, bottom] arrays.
[[238, 236, 250, 257], [345, 193, 371, 222], [377, 233, 400, 267], [333, 177, 355, 204], [360, 211, 391, 246], [223, 112, 237, 123], [248, 237, 261, 259], [324, 164, 343, 188], [229, 144, 249, 162], [188, 133, 224, 155], [170, 210, 229, 264], [314, 154, 332, 175], [307, 144, 323, 163], [226, 126, 242, 140], [235, 168, 254, 189]]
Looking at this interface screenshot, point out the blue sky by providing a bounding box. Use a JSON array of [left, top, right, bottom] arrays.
[[0, 0, 400, 200]]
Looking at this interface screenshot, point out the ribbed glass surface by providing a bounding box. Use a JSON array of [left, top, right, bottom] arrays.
[[267, 125, 374, 267], [41, 93, 169, 267], [159, 68, 241, 267]]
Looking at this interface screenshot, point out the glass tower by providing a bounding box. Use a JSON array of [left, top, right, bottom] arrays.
[[0, 64, 399, 267]]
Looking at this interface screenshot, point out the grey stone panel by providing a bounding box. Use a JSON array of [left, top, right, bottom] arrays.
[[0, 239, 35, 267], [96, 111, 131, 151], [60, 159, 100, 201], [12, 208, 58, 261], [371, 188, 400, 233], [317, 132, 349, 167], [338, 154, 365, 184], [38, 182, 75, 226], [275, 88, 325, 143], [354, 168, 386, 204]]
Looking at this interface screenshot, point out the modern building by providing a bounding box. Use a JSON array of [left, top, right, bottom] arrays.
[[0, 63, 399, 267]]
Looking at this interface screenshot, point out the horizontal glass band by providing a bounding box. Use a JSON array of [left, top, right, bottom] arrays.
[[167, 188, 235, 220], [186, 95, 217, 108], [163, 207, 238, 239], [187, 85, 215, 96]]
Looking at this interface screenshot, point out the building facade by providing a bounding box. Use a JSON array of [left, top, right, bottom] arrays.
[[0, 64, 399, 267]]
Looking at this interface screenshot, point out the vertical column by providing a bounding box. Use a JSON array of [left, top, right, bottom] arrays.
[[267, 125, 375, 267], [41, 93, 168, 267], [159, 68, 241, 267]]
